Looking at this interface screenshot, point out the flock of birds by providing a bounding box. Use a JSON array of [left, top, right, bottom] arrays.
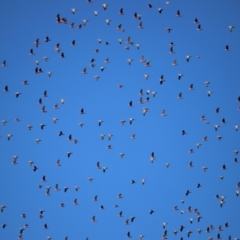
[[0, 0, 240, 240]]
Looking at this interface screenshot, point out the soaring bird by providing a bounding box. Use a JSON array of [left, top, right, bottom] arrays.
[[2, 60, 7, 67], [197, 24, 203, 30], [176, 10, 181, 17], [102, 3, 108, 10], [98, 120, 104, 126]]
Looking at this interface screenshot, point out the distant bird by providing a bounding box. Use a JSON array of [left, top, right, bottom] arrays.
[[102, 3, 108, 10], [161, 110, 167, 116], [204, 81, 210, 87], [82, 68, 87, 74], [202, 166, 208, 172], [194, 18, 199, 24], [178, 92, 183, 99], [141, 179, 146, 185], [56, 160, 61, 166], [45, 36, 50, 42], [52, 118, 58, 123], [176, 10, 181, 17], [160, 75, 165, 84], [148, 152, 155, 162], [98, 120, 104, 126], [2, 60, 7, 67], [1, 205, 6, 212], [172, 59, 178, 66], [197, 24, 203, 30], [178, 74, 184, 80], [71, 8, 76, 14], [229, 25, 235, 32], [189, 84, 194, 90], [7, 134, 13, 140], [207, 91, 213, 97], [166, 28, 172, 33], [4, 85, 9, 92], [127, 231, 132, 238], [67, 152, 72, 158], [186, 190, 191, 196], [186, 55, 191, 62]]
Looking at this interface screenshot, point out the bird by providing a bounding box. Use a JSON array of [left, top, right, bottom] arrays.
[[105, 19, 111, 25], [7, 134, 13, 140], [178, 92, 183, 99], [52, 118, 58, 123], [207, 91, 213, 97], [1, 205, 6, 212], [182, 130, 187, 135], [126, 231, 132, 238], [127, 59, 133, 65], [160, 75, 165, 84], [189, 84, 194, 90], [204, 81, 210, 87], [161, 110, 167, 116], [202, 166, 208, 172], [169, 46, 175, 54], [186, 190, 191, 196], [102, 3, 108, 10], [150, 152, 155, 162], [2, 60, 7, 67], [229, 26, 235, 32], [197, 24, 203, 30], [55, 184, 60, 191], [67, 152, 72, 158], [149, 210, 154, 214], [71, 8, 76, 14], [176, 10, 181, 17], [102, 167, 108, 173], [178, 74, 184, 80], [82, 68, 87, 74], [4, 85, 9, 92], [172, 59, 178, 66], [131, 134, 136, 139], [1, 120, 7, 126], [98, 120, 104, 126], [186, 55, 191, 62], [100, 134, 105, 140], [56, 160, 61, 166], [194, 18, 200, 24], [166, 28, 172, 33], [144, 74, 149, 80]]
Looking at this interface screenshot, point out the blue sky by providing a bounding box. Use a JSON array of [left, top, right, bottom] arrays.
[[0, 0, 240, 239]]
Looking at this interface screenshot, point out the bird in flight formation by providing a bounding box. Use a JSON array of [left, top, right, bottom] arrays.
[[0, 1, 240, 240]]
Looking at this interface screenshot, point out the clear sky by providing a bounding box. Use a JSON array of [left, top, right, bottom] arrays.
[[0, 0, 240, 239]]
